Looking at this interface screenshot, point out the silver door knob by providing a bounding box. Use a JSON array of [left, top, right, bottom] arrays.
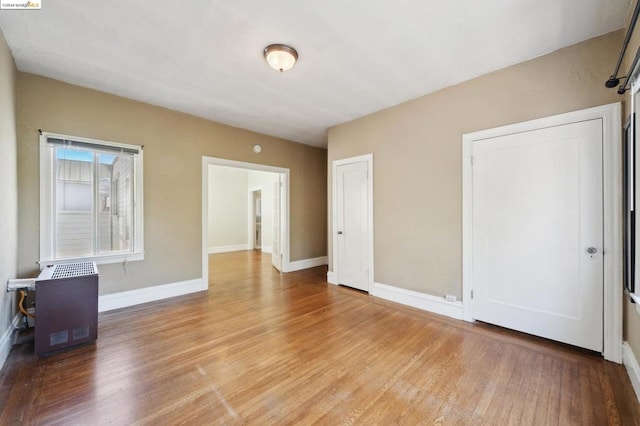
[[337, 231, 343, 235], [587, 247, 598, 254]]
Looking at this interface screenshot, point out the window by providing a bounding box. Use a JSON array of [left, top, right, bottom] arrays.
[[40, 132, 144, 264]]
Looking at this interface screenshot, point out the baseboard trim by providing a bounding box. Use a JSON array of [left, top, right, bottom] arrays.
[[327, 271, 338, 285], [208, 244, 249, 254], [287, 256, 328, 272], [99, 278, 205, 312], [261, 245, 273, 254], [623, 342, 640, 403], [371, 282, 463, 320], [0, 313, 21, 371]]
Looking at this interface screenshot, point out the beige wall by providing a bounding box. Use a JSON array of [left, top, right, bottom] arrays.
[[0, 31, 18, 344], [208, 166, 249, 248], [621, 1, 640, 363], [17, 73, 327, 295], [328, 31, 622, 298]]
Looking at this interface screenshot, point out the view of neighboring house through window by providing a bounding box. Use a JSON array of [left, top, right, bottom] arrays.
[[40, 133, 144, 264]]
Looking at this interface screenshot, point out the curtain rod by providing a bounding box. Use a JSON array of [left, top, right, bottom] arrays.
[[606, 1, 640, 89], [617, 46, 640, 94]]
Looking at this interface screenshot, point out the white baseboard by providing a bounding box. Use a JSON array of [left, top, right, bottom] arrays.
[[0, 313, 21, 371], [371, 282, 463, 320], [623, 342, 640, 404], [287, 256, 328, 272], [208, 244, 249, 254], [261, 245, 273, 254], [99, 278, 205, 312], [327, 271, 338, 285]]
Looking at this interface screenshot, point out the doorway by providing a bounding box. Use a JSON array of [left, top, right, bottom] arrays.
[[462, 103, 622, 362], [202, 157, 290, 284], [249, 189, 262, 250]]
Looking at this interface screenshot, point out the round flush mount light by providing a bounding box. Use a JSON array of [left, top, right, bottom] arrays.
[[263, 44, 298, 72], [253, 144, 262, 154]]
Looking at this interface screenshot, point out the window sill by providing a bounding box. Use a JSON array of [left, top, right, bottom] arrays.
[[39, 251, 144, 266], [630, 292, 640, 316]]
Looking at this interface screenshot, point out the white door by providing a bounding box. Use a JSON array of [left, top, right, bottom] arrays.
[[336, 161, 369, 291], [272, 176, 282, 272], [472, 119, 603, 352]]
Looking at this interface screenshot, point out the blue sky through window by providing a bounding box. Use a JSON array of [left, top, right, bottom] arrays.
[[56, 148, 116, 164]]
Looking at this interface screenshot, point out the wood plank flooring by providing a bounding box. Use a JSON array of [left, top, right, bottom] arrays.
[[1, 250, 639, 425]]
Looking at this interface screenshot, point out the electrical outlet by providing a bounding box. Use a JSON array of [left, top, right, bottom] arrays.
[[445, 294, 457, 302]]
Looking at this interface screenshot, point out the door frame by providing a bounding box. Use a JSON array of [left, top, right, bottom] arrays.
[[202, 157, 290, 284], [462, 103, 622, 363], [330, 153, 374, 292], [248, 187, 262, 251]]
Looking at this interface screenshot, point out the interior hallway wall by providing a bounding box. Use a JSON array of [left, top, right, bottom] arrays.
[[208, 166, 249, 250]]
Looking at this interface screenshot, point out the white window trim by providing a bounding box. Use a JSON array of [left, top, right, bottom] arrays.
[[631, 75, 640, 315], [39, 131, 144, 265]]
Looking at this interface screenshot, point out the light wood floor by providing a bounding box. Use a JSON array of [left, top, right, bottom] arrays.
[[1, 251, 639, 425]]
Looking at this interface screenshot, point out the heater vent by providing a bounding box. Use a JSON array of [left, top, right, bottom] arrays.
[[50, 330, 68, 346], [51, 262, 97, 279]]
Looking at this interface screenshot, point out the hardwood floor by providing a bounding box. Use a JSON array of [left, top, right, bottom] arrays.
[[1, 250, 639, 425]]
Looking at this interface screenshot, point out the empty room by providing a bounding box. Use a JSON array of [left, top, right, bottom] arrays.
[[1, 0, 640, 424]]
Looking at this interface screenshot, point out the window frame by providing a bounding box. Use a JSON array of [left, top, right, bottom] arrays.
[[623, 116, 635, 296], [39, 131, 144, 265], [631, 75, 640, 312]]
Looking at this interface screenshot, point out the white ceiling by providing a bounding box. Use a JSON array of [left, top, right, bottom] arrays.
[[0, 0, 631, 148]]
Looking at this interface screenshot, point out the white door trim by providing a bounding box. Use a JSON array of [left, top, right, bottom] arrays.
[[331, 153, 374, 291], [462, 103, 622, 363], [248, 186, 262, 250], [202, 157, 291, 286]]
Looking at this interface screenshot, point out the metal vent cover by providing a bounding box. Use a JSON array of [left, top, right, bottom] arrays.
[[50, 262, 98, 279]]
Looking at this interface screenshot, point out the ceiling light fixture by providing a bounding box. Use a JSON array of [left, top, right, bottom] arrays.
[[263, 44, 298, 72]]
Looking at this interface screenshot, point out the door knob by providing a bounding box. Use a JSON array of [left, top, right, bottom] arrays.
[[587, 247, 598, 254], [337, 231, 343, 235]]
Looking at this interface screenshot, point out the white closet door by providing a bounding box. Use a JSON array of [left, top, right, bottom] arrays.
[[472, 119, 603, 351]]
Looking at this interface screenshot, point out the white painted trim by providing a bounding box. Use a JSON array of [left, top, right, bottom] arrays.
[[261, 245, 272, 254], [623, 342, 640, 404], [278, 173, 291, 273], [247, 186, 262, 250], [203, 157, 291, 284], [39, 251, 145, 267], [0, 313, 21, 371], [630, 293, 640, 315], [327, 271, 338, 285], [331, 154, 374, 292], [462, 103, 623, 363], [39, 131, 144, 264], [602, 103, 624, 363], [202, 158, 209, 286], [630, 78, 640, 313], [288, 256, 328, 272], [208, 244, 250, 254], [371, 282, 463, 320], [98, 278, 205, 312]]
